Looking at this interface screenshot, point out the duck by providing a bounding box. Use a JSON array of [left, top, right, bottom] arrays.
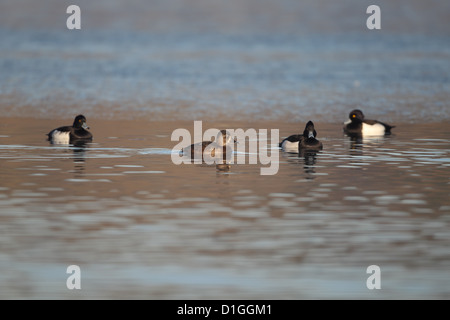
[[343, 109, 394, 137], [298, 121, 323, 151], [47, 114, 93, 144], [181, 129, 236, 162]]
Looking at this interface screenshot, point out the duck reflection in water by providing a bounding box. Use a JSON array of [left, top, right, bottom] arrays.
[[299, 148, 319, 179], [71, 139, 89, 177], [347, 134, 391, 157], [297, 121, 323, 179], [216, 157, 232, 172], [46, 115, 93, 177], [48, 138, 90, 177], [348, 135, 364, 155]]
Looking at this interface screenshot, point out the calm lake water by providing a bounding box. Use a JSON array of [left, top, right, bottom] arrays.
[[0, 118, 449, 299], [0, 0, 449, 300]]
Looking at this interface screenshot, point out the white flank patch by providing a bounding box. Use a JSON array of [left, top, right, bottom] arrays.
[[281, 140, 299, 152], [362, 122, 385, 136], [51, 131, 70, 144]]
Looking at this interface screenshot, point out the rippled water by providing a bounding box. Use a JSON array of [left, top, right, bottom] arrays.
[[1, 2, 449, 123], [1, 0, 449, 300], [0, 118, 449, 299]]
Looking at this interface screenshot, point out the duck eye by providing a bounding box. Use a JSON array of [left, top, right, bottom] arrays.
[[352, 114, 356, 118]]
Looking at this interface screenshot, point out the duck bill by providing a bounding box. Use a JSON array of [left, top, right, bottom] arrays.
[[308, 131, 314, 139], [82, 122, 90, 130]]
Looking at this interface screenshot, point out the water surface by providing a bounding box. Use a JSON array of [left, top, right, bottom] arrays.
[[0, 118, 449, 299]]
